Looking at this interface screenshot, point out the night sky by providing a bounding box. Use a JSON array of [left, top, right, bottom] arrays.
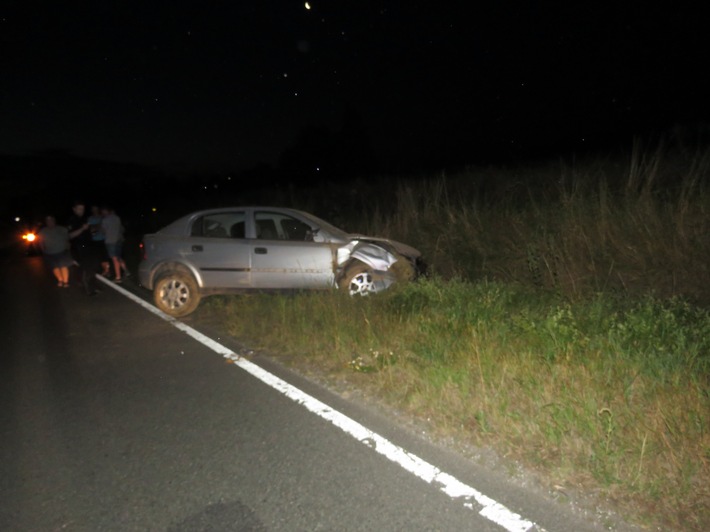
[[2, 1, 709, 176]]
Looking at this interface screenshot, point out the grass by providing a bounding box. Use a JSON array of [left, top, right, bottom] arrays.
[[196, 142, 709, 530]]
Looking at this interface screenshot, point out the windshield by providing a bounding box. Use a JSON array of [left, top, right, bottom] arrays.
[[297, 211, 350, 241]]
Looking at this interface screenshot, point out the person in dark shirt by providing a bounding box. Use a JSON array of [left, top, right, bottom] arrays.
[[67, 200, 101, 295]]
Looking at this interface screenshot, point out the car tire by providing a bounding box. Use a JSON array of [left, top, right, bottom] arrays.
[[153, 271, 201, 317], [339, 256, 417, 296], [339, 260, 376, 296]]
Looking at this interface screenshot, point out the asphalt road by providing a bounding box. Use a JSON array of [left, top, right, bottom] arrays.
[[0, 247, 618, 531]]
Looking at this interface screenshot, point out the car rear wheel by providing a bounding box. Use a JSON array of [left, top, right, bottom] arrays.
[[154, 271, 201, 317]]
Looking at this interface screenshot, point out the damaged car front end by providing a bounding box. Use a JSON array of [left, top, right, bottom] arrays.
[[335, 237, 421, 296]]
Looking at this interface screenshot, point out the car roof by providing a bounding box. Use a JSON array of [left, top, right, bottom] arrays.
[[155, 206, 348, 240]]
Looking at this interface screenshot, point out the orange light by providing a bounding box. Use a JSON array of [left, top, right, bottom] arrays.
[[23, 232, 36, 242]]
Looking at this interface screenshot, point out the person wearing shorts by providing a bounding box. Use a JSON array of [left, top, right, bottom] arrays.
[[101, 206, 129, 283], [38, 215, 74, 287], [88, 205, 111, 277]]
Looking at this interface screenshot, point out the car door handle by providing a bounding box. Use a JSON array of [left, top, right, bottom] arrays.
[[254, 247, 268, 254], [192, 245, 203, 252]]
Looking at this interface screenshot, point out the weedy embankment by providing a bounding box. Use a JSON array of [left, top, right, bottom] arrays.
[[205, 143, 709, 530]]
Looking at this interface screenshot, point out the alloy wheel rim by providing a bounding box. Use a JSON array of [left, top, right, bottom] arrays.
[[162, 279, 189, 309], [348, 272, 374, 296]]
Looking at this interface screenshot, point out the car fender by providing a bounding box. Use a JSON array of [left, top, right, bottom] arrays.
[[151, 260, 205, 289]]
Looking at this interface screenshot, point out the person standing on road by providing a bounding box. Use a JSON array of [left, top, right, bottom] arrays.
[[37, 215, 73, 287], [67, 200, 101, 296], [88, 205, 111, 277], [101, 205, 129, 283]]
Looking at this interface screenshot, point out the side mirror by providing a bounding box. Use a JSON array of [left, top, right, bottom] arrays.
[[306, 227, 321, 242]]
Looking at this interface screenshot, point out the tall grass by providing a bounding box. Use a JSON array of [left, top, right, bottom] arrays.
[[360, 142, 709, 304]]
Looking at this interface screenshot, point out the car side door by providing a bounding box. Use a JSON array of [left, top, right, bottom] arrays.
[[186, 211, 251, 288], [250, 210, 335, 289]]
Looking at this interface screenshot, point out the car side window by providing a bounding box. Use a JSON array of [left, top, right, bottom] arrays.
[[280, 217, 311, 241], [255, 212, 314, 241], [191, 212, 246, 239]]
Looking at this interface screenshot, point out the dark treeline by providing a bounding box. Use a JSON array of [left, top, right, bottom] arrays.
[[3, 123, 709, 236]]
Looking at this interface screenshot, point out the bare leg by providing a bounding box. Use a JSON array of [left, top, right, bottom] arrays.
[[52, 267, 63, 285], [60, 267, 69, 285], [112, 257, 122, 279]]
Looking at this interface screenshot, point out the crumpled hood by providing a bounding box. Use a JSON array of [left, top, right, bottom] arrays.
[[347, 235, 421, 259]]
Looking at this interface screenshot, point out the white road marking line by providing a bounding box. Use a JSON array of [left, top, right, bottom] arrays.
[[98, 276, 544, 532]]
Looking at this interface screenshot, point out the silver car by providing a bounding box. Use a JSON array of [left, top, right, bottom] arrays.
[[138, 207, 423, 316]]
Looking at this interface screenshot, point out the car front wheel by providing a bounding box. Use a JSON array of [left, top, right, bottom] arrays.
[[338, 261, 376, 296], [154, 271, 201, 317]]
